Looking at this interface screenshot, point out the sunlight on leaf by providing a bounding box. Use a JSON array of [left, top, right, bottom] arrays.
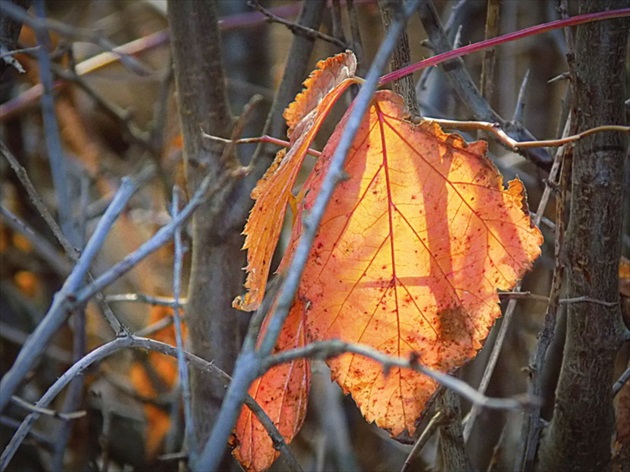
[[234, 52, 360, 311], [232, 299, 310, 472], [287, 90, 543, 436]]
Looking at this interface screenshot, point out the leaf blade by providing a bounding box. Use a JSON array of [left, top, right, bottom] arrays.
[[232, 299, 310, 472], [295, 90, 542, 436], [234, 52, 360, 312]]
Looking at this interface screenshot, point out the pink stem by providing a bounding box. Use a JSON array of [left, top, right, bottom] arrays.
[[379, 8, 630, 86]]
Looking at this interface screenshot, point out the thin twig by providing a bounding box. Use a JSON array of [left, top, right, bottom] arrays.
[[512, 69, 530, 124], [231, 0, 327, 226], [0, 0, 152, 76], [498, 291, 550, 303], [1, 153, 125, 336], [171, 187, 195, 457], [1, 140, 78, 258], [402, 410, 445, 472], [462, 118, 567, 443], [10, 396, 85, 421], [414, 0, 551, 169], [0, 44, 25, 73], [105, 293, 186, 307], [0, 176, 142, 413], [263, 340, 533, 411], [0, 336, 300, 472], [424, 119, 629, 151], [202, 132, 322, 159], [248, 0, 346, 49], [0, 44, 40, 58], [72, 171, 226, 306], [559, 296, 618, 307], [518, 118, 572, 472], [51, 63, 157, 155], [0, 205, 72, 275], [33, 0, 79, 247], [613, 365, 630, 398], [134, 316, 174, 338]]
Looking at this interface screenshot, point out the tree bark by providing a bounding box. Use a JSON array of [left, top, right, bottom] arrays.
[[167, 1, 246, 463], [0, 0, 32, 78], [536, 0, 629, 470]]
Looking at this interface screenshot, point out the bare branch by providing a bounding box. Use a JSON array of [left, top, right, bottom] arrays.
[[0, 175, 143, 413], [0, 336, 300, 472], [105, 293, 186, 308], [415, 0, 552, 169], [248, 0, 346, 48], [171, 187, 195, 454], [263, 340, 532, 411]]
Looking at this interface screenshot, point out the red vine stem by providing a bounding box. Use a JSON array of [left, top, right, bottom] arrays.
[[379, 8, 630, 86]]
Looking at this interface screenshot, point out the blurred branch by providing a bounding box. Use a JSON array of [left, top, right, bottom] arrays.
[[170, 188, 195, 453], [1, 140, 78, 259], [73, 171, 228, 306], [378, 0, 419, 115], [346, 0, 365, 74], [0, 0, 151, 75], [0, 336, 301, 472], [0, 320, 72, 364], [416, 0, 552, 170], [479, 0, 501, 103], [32, 0, 79, 247], [243, 0, 327, 189], [613, 365, 630, 397], [517, 120, 571, 471], [463, 120, 567, 443], [0, 205, 72, 275], [248, 0, 346, 48], [537, 2, 628, 468], [0, 175, 142, 414], [512, 69, 530, 124], [10, 395, 85, 421], [105, 293, 186, 307], [49, 63, 159, 156]]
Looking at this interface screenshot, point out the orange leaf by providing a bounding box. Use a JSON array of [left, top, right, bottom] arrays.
[[284, 51, 358, 140], [232, 298, 310, 472], [234, 52, 360, 311], [288, 90, 542, 436]]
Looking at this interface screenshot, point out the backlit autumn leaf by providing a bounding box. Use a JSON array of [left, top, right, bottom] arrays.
[[233, 52, 360, 312], [232, 52, 542, 470], [284, 90, 543, 436], [232, 298, 310, 472], [283, 51, 358, 139]]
